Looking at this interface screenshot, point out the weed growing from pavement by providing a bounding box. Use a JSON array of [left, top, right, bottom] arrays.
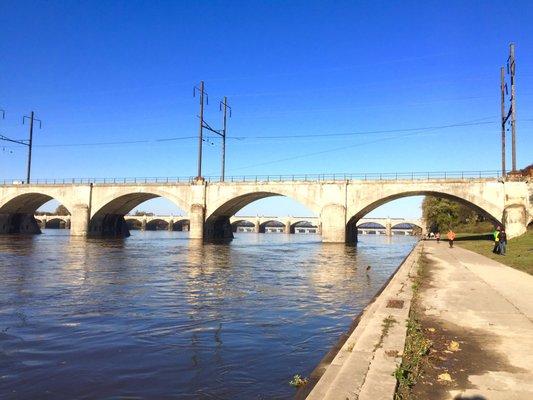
[[374, 315, 398, 351], [394, 253, 432, 400]]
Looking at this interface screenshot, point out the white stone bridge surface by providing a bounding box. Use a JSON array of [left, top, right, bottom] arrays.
[[1, 176, 531, 243]]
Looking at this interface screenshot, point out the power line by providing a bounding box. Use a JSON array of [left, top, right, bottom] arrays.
[[230, 130, 443, 171], [245, 119, 497, 139], [2, 116, 528, 150]]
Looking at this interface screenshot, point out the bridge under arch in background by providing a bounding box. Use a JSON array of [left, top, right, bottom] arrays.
[[123, 215, 190, 231], [1, 177, 530, 242]]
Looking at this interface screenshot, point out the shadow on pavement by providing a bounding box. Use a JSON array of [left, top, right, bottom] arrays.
[[455, 234, 492, 241]]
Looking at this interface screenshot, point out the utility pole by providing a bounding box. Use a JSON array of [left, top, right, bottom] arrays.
[[219, 97, 231, 181], [193, 82, 232, 181], [500, 67, 506, 176], [0, 110, 42, 183], [23, 111, 42, 184], [193, 81, 208, 180], [508, 43, 517, 172]]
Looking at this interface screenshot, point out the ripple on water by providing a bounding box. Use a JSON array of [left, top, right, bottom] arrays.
[[0, 231, 417, 399]]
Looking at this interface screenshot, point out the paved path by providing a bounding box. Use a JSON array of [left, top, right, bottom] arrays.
[[423, 241, 533, 399]]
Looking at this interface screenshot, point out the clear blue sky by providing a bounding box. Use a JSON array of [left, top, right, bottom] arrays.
[[1, 1, 532, 217]]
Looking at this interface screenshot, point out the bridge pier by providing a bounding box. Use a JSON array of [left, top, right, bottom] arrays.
[[345, 221, 358, 244], [385, 218, 392, 236], [70, 205, 90, 236], [254, 219, 260, 233], [504, 204, 528, 238], [321, 204, 347, 243], [190, 204, 205, 240]]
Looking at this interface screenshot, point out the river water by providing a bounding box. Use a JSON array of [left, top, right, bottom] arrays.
[[0, 231, 417, 399]]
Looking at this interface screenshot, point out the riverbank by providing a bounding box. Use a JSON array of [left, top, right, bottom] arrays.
[[304, 242, 422, 399], [396, 241, 533, 399], [455, 228, 533, 275]]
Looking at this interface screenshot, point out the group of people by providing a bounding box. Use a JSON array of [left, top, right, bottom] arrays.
[[427, 226, 508, 255], [493, 226, 508, 255], [428, 230, 456, 248]]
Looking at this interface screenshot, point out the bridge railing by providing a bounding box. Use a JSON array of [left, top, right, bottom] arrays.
[[0, 170, 506, 185]]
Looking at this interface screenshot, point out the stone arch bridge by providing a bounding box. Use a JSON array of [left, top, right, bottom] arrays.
[[34, 214, 423, 236], [0, 177, 530, 243]]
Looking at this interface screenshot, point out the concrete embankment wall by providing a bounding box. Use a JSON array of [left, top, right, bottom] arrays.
[[302, 242, 422, 400]]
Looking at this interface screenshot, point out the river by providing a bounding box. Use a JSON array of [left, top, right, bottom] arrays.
[[0, 231, 417, 399]]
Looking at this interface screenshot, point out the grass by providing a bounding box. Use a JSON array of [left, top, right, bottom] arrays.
[[394, 253, 432, 400], [289, 374, 308, 388], [455, 228, 533, 275]]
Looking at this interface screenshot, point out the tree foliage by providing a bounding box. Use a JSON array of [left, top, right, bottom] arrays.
[[134, 210, 154, 216], [422, 197, 488, 233], [54, 204, 70, 215]]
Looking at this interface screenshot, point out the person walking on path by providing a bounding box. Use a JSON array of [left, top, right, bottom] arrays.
[[447, 229, 456, 248], [492, 226, 501, 254], [435, 232, 440, 243], [498, 229, 507, 255]]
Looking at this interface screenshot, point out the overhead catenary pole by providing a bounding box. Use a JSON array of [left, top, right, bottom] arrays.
[[220, 96, 231, 181], [500, 67, 506, 177], [194, 81, 206, 180], [193, 82, 231, 181], [26, 111, 34, 184], [22, 111, 42, 184], [509, 43, 517, 172]]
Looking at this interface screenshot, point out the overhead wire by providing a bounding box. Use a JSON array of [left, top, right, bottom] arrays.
[[0, 116, 503, 149]]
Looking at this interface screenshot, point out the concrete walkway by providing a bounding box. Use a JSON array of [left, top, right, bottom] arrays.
[[422, 241, 533, 399]]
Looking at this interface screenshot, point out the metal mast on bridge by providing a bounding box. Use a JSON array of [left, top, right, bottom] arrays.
[[193, 81, 231, 181], [193, 81, 207, 180], [500, 43, 518, 175], [508, 43, 517, 172], [23, 111, 43, 184], [219, 96, 232, 181]]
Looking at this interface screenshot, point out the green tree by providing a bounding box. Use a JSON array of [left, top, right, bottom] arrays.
[[422, 197, 460, 232], [422, 197, 490, 233]]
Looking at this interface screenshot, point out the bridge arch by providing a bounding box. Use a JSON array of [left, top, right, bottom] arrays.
[[43, 217, 70, 229], [391, 222, 421, 229], [0, 192, 73, 234], [357, 222, 386, 229], [89, 189, 189, 237], [172, 218, 190, 231], [125, 217, 143, 230], [204, 189, 320, 240], [259, 220, 286, 233], [290, 220, 318, 234], [145, 218, 170, 231], [346, 190, 501, 243], [231, 219, 255, 232], [291, 220, 316, 228]]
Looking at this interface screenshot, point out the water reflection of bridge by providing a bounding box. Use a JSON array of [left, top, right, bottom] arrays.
[[34, 214, 424, 236]]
